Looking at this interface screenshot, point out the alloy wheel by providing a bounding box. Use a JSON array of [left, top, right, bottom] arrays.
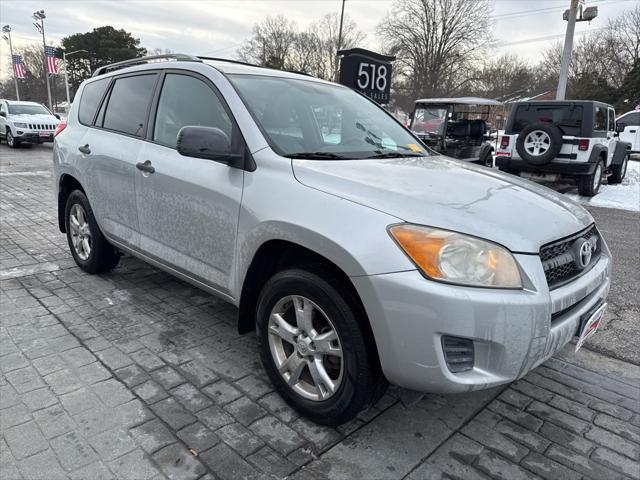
[[593, 163, 602, 191], [523, 130, 551, 157], [268, 295, 343, 401], [69, 203, 92, 261]]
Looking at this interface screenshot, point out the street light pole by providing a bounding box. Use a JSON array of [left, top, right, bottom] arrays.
[[556, 0, 579, 100], [63, 49, 87, 108], [2, 25, 19, 100], [33, 10, 53, 111]]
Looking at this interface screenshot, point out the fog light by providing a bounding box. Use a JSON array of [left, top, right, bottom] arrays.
[[442, 336, 474, 373]]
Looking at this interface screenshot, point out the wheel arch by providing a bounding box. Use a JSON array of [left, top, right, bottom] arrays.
[[58, 174, 85, 233], [236, 238, 383, 374]]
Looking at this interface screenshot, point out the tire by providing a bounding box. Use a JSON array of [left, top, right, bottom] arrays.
[[6, 130, 20, 148], [478, 147, 493, 167], [256, 268, 383, 425], [516, 122, 563, 166], [609, 153, 629, 184], [577, 160, 603, 197], [64, 190, 120, 273]]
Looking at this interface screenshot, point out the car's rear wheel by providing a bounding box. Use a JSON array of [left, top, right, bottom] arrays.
[[577, 160, 603, 197], [65, 190, 120, 273], [6, 130, 19, 148], [256, 268, 383, 425], [609, 154, 629, 184]]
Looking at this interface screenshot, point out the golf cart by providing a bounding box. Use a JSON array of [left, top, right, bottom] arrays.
[[409, 97, 502, 166]]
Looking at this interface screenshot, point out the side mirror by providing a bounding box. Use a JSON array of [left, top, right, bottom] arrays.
[[615, 123, 625, 133], [177, 126, 244, 168], [0, 111, 6, 118], [54, 114, 61, 120]]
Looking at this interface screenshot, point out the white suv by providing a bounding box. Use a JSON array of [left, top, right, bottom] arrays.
[[496, 101, 631, 196], [616, 109, 640, 153], [0, 100, 60, 148]]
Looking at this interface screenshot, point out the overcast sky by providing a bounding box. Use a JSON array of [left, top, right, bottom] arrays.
[[0, 0, 635, 78]]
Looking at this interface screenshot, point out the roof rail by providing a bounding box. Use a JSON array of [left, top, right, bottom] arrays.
[[196, 56, 262, 68], [92, 53, 202, 77]]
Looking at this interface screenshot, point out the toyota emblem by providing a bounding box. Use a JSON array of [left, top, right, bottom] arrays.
[[574, 238, 594, 269]]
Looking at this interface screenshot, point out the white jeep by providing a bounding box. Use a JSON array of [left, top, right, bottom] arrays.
[[495, 100, 631, 196], [0, 99, 60, 148]]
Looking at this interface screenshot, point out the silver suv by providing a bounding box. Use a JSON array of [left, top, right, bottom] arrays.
[[53, 54, 611, 425]]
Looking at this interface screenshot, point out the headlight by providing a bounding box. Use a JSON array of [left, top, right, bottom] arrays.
[[389, 224, 522, 288], [14, 123, 27, 128]]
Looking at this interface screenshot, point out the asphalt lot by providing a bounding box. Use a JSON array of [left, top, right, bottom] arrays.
[[1, 143, 639, 480]]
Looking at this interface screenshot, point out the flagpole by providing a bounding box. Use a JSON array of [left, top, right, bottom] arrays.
[[33, 10, 52, 111], [2, 25, 19, 100]]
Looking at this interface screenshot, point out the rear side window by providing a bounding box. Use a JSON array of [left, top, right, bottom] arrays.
[[153, 73, 233, 148], [594, 106, 607, 131], [78, 78, 110, 125], [102, 74, 157, 136], [607, 109, 615, 131], [511, 105, 583, 136]]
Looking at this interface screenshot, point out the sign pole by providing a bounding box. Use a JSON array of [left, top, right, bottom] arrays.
[[334, 0, 346, 82]]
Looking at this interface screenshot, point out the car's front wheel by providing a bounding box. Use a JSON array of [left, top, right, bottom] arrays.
[[256, 268, 384, 425], [577, 160, 603, 197], [6, 130, 19, 148], [65, 190, 120, 273]]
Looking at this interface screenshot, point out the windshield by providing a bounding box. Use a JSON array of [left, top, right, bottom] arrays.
[[411, 106, 447, 135], [228, 74, 430, 159], [509, 105, 583, 136], [8, 104, 51, 116]]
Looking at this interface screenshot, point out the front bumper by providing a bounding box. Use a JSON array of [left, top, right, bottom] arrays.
[[496, 157, 597, 176], [13, 130, 54, 143], [352, 251, 611, 393]]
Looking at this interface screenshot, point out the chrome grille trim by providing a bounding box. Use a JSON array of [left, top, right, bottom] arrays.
[[540, 225, 601, 289]]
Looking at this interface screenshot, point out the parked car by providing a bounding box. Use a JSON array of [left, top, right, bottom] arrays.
[[496, 101, 631, 196], [616, 109, 640, 153], [53, 54, 611, 425], [409, 97, 502, 166], [0, 99, 60, 148]]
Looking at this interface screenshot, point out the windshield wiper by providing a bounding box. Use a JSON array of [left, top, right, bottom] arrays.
[[284, 152, 347, 160], [367, 152, 426, 159]]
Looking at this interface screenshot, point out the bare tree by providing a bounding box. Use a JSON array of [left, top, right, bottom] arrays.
[[313, 13, 366, 80], [378, 0, 493, 104], [470, 54, 536, 101], [238, 15, 298, 69]]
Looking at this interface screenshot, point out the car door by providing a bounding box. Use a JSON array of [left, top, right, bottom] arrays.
[[0, 101, 8, 135], [79, 72, 159, 248], [134, 71, 244, 295], [592, 105, 609, 163], [618, 112, 640, 151], [606, 108, 617, 166]]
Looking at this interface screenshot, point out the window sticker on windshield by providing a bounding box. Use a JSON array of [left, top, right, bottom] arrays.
[[407, 143, 423, 152]]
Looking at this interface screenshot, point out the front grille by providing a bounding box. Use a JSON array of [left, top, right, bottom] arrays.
[[27, 123, 54, 131], [540, 225, 601, 289], [442, 336, 474, 373]]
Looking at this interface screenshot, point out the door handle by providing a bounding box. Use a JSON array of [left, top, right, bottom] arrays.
[[136, 160, 155, 174], [78, 144, 91, 154], [630, 130, 637, 133]]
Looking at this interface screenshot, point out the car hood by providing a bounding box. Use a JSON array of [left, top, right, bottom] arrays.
[[292, 155, 593, 253], [9, 114, 59, 124]]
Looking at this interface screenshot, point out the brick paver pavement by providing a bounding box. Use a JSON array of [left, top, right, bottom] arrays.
[[1, 145, 639, 479]]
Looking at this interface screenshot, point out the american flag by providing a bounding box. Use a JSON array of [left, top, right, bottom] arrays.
[[12, 55, 25, 79], [45, 46, 58, 74]]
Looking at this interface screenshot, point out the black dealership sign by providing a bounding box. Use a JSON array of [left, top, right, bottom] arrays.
[[338, 48, 395, 104]]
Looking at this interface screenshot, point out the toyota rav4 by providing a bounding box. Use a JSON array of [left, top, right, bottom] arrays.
[[53, 55, 612, 425], [495, 100, 631, 196]]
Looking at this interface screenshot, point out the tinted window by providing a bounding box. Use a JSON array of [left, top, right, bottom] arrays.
[[103, 74, 157, 136], [619, 112, 640, 126], [511, 105, 583, 136], [153, 74, 233, 148], [594, 106, 607, 131], [78, 78, 109, 125], [607, 109, 615, 131], [0, 103, 6, 115]]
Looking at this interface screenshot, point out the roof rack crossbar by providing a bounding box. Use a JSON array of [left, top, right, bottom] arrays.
[[92, 53, 202, 77]]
